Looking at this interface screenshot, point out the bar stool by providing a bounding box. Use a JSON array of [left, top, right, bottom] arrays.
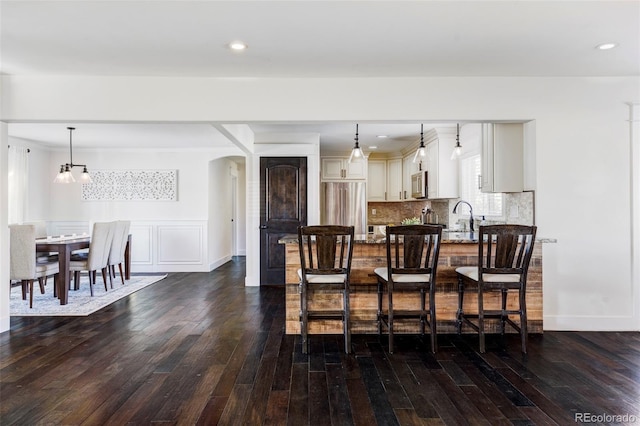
[[456, 224, 537, 353], [374, 224, 442, 353], [297, 225, 354, 354]]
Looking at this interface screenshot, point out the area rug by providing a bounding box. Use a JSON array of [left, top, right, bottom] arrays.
[[10, 274, 167, 316]]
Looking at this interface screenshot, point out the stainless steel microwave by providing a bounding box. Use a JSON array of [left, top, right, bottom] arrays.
[[411, 171, 428, 199]]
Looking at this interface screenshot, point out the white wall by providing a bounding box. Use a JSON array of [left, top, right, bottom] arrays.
[[1, 75, 638, 333], [0, 124, 9, 331]]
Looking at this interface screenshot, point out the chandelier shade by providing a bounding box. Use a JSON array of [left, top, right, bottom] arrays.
[[348, 124, 364, 163], [54, 127, 92, 184], [413, 124, 427, 163], [451, 123, 463, 160]]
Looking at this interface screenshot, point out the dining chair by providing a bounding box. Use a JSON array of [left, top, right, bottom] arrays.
[[107, 220, 131, 286], [455, 224, 537, 353], [9, 224, 60, 308], [297, 225, 355, 354], [374, 224, 442, 353], [23, 220, 58, 291], [70, 221, 116, 296]]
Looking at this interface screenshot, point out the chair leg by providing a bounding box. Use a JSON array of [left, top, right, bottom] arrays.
[[344, 286, 351, 354], [501, 289, 508, 335], [420, 288, 426, 336], [21, 280, 27, 300], [388, 287, 394, 354], [73, 271, 80, 291], [29, 280, 34, 308], [478, 287, 485, 353], [53, 274, 59, 298], [520, 289, 528, 354], [456, 276, 464, 335], [88, 271, 95, 297], [38, 277, 45, 294], [101, 268, 109, 290], [300, 283, 308, 354], [118, 263, 125, 285], [429, 286, 437, 353], [376, 280, 383, 335]]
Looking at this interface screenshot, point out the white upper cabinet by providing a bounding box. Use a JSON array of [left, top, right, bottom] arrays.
[[367, 158, 403, 201], [386, 158, 403, 201], [321, 157, 367, 181], [423, 128, 459, 199], [481, 123, 524, 193], [367, 160, 387, 201]]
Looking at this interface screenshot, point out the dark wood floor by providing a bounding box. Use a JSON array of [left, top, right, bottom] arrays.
[[2, 257, 639, 425]]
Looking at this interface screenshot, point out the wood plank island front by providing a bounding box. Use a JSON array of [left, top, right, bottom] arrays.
[[282, 233, 543, 336]]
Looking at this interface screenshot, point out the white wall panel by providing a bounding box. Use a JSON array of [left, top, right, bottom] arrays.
[[157, 224, 203, 264], [130, 224, 153, 265]]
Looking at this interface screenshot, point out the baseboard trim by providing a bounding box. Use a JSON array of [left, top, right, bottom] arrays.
[[544, 315, 640, 331]]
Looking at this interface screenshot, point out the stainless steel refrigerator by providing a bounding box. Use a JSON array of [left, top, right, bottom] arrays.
[[320, 181, 367, 235]]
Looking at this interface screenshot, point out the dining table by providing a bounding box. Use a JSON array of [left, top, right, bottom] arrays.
[[36, 235, 90, 305], [35, 234, 132, 305]]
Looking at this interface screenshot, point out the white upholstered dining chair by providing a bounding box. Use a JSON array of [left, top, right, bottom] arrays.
[[9, 224, 60, 308], [107, 220, 131, 286], [70, 221, 116, 296]]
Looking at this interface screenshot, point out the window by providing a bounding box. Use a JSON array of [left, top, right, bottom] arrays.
[[459, 154, 503, 217], [8, 146, 29, 224]]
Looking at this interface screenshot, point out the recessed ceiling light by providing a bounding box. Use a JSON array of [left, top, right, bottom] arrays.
[[596, 43, 617, 50], [229, 41, 248, 51], [369, 146, 378, 150], [376, 135, 388, 139]]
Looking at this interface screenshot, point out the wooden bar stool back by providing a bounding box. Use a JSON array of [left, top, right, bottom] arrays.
[[297, 225, 355, 354], [374, 224, 443, 353], [456, 224, 537, 353]]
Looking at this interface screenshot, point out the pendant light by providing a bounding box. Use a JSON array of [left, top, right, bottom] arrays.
[[451, 123, 463, 160], [54, 127, 93, 184], [413, 123, 427, 163], [348, 124, 364, 163]]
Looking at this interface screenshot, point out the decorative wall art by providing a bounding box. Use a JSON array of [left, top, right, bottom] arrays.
[[81, 170, 178, 201]]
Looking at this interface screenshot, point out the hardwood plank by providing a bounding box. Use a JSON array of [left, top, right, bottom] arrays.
[[326, 363, 355, 425], [309, 371, 332, 426], [287, 363, 309, 426], [263, 390, 290, 425]]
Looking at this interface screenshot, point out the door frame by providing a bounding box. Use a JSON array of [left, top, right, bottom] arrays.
[[245, 147, 321, 287]]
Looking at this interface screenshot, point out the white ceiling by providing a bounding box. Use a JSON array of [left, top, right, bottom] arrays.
[[3, 1, 638, 153]]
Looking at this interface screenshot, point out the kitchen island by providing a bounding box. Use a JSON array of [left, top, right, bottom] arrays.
[[282, 232, 544, 335]]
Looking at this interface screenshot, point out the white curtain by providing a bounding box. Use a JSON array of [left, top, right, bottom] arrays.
[[8, 146, 29, 224]]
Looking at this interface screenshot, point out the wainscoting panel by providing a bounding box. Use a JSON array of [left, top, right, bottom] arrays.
[[157, 225, 203, 265], [47, 220, 209, 273], [130, 224, 153, 265]]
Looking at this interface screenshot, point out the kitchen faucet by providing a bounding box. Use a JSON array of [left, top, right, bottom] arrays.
[[452, 200, 474, 232]]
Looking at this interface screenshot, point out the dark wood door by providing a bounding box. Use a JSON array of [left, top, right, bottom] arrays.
[[260, 157, 307, 285]]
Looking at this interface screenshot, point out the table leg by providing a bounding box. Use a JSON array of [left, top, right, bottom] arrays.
[[57, 246, 71, 305]]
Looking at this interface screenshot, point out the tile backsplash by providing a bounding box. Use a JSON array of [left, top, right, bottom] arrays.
[[367, 200, 431, 225], [367, 191, 535, 229]]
